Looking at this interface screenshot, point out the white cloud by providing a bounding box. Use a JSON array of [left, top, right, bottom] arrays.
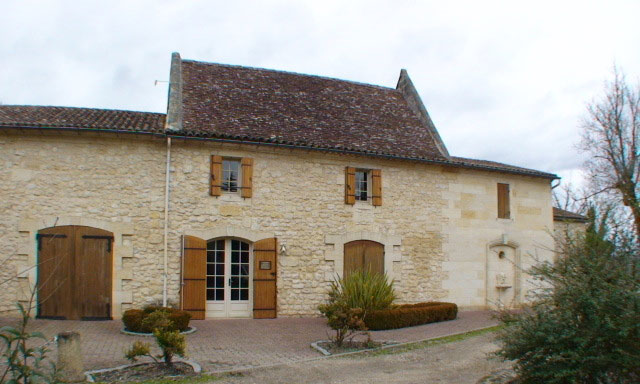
[[1, 0, 639, 181]]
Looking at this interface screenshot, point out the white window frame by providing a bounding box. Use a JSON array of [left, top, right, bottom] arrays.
[[221, 158, 242, 194], [355, 169, 371, 202]]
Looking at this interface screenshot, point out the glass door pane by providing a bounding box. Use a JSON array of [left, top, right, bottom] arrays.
[[230, 239, 250, 301], [206, 239, 225, 301]]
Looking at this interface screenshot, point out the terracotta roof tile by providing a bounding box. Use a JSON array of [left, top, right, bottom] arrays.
[[451, 156, 558, 179], [179, 60, 448, 160], [553, 207, 588, 222], [0, 105, 165, 133]]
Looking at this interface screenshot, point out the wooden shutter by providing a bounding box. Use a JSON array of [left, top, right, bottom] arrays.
[[210, 155, 222, 196], [497, 183, 510, 219], [345, 166, 355, 205], [241, 157, 253, 198], [371, 169, 382, 206], [181, 235, 207, 320], [253, 238, 277, 319]]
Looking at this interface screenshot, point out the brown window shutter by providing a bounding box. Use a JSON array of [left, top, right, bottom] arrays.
[[497, 183, 510, 219], [210, 155, 222, 196], [371, 169, 382, 206], [181, 235, 207, 320], [345, 167, 356, 205], [241, 157, 253, 198]]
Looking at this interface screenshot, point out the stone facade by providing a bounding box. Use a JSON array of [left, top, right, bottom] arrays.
[[0, 130, 556, 317]]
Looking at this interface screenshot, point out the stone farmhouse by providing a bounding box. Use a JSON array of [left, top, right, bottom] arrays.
[[0, 53, 580, 320]]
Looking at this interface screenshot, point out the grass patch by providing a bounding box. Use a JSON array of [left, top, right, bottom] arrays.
[[351, 325, 504, 358]]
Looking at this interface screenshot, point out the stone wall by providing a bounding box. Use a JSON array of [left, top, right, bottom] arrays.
[[0, 131, 167, 316], [0, 131, 555, 317]]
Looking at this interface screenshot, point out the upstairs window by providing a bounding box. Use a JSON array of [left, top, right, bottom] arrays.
[[497, 183, 510, 219], [222, 159, 240, 192], [355, 170, 369, 201], [345, 167, 382, 206], [210, 156, 252, 198]]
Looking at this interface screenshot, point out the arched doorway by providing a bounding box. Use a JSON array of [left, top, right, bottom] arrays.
[[343, 240, 384, 278], [37, 225, 113, 320], [181, 235, 277, 319], [205, 238, 253, 318]]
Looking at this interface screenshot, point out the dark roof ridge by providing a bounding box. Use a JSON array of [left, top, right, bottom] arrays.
[[181, 58, 397, 92]]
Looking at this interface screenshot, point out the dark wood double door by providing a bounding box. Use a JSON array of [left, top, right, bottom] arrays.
[[37, 225, 113, 320]]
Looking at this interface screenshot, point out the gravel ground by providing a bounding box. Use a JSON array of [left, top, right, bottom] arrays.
[[213, 332, 511, 384]]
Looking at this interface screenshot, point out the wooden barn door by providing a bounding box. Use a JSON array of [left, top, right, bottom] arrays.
[[344, 240, 384, 278], [253, 238, 277, 319], [75, 227, 113, 320], [182, 236, 207, 320], [37, 225, 113, 320], [37, 226, 75, 319]]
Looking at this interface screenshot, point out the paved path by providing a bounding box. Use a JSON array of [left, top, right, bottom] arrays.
[[0, 311, 497, 373], [215, 332, 510, 384]]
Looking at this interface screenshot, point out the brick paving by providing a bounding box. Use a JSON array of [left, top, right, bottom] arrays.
[[0, 311, 497, 373]]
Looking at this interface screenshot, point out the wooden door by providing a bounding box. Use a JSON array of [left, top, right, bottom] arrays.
[[37, 226, 75, 319], [182, 235, 207, 320], [37, 225, 113, 320], [253, 238, 277, 319], [344, 240, 384, 278], [75, 226, 113, 320]]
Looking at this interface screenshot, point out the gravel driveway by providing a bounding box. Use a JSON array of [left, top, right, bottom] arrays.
[[213, 331, 511, 384]]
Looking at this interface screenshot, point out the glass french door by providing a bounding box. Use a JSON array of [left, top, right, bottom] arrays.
[[205, 238, 252, 318]]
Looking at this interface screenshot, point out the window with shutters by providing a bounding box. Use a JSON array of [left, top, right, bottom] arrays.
[[222, 159, 240, 192], [497, 183, 511, 219], [355, 170, 369, 201]]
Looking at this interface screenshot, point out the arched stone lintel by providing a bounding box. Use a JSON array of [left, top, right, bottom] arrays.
[[324, 232, 402, 282], [17, 216, 134, 318], [185, 226, 276, 243]]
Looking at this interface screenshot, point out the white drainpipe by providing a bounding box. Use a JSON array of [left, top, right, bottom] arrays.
[[162, 136, 172, 307]]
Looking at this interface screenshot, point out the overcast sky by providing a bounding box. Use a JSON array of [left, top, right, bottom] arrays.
[[2, 0, 639, 185]]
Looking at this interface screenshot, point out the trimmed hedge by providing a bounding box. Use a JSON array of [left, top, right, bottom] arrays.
[[122, 306, 192, 333], [364, 302, 458, 330]]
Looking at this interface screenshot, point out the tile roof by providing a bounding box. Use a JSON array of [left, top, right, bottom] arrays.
[[0, 58, 560, 180], [451, 156, 558, 179], [0, 105, 165, 133], [553, 207, 588, 222], [178, 60, 449, 161]]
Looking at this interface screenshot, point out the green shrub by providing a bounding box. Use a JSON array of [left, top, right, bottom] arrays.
[[365, 302, 458, 330], [122, 307, 191, 333], [168, 311, 192, 332], [154, 329, 186, 365], [141, 310, 172, 333], [122, 309, 145, 332], [496, 209, 640, 383], [318, 301, 367, 347], [124, 310, 187, 366], [329, 270, 395, 314]]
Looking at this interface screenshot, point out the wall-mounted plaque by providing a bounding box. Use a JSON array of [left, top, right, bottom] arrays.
[[259, 261, 271, 270]]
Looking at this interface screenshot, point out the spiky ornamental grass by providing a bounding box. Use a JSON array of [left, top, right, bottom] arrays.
[[329, 270, 396, 314]]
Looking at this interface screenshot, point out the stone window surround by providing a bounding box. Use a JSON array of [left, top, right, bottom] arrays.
[[485, 235, 522, 307], [17, 216, 134, 318], [184, 226, 275, 244], [324, 232, 402, 281]]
